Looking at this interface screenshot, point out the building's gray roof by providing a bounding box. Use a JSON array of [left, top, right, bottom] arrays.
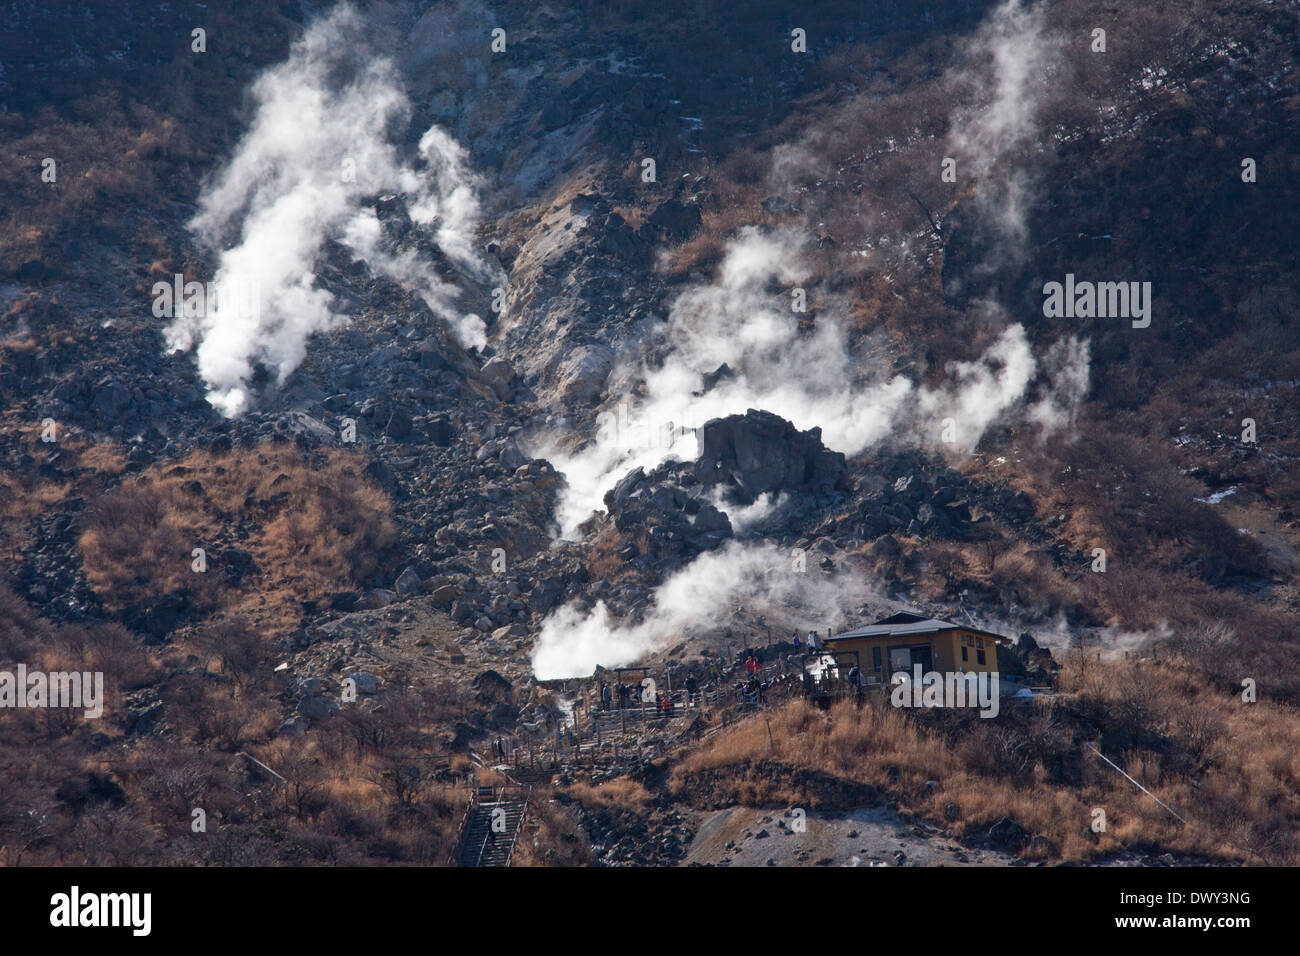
[[828, 616, 1004, 642]]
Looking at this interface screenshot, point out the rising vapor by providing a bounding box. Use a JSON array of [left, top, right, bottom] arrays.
[[540, 227, 1089, 536], [164, 3, 494, 417], [947, 0, 1057, 250], [532, 539, 877, 680]]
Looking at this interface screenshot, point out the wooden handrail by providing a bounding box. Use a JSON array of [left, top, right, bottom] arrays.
[[446, 787, 479, 865], [469, 785, 531, 867], [472, 787, 505, 867], [503, 786, 531, 867]]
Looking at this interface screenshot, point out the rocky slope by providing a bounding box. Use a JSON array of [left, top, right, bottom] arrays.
[[3, 0, 1300, 866]]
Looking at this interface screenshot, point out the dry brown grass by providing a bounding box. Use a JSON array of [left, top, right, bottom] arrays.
[[1059, 658, 1300, 863], [0, 111, 187, 274], [675, 698, 953, 795], [0, 1, 301, 279], [78, 441, 396, 631], [586, 523, 645, 585], [513, 793, 592, 867], [0, 420, 128, 565], [564, 777, 652, 812], [609, 204, 647, 230], [670, 670, 1300, 865]]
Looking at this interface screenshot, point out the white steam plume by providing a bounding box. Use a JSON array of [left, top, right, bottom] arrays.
[[1028, 335, 1090, 433], [164, 3, 494, 417], [531, 539, 876, 680], [531, 0, 1085, 679], [946, 0, 1055, 247], [537, 227, 1088, 536]]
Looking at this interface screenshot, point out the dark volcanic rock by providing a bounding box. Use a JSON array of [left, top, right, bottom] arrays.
[[988, 816, 1030, 851], [643, 199, 701, 242], [18, 259, 47, 282], [427, 415, 456, 447], [472, 669, 513, 703], [694, 409, 847, 504]]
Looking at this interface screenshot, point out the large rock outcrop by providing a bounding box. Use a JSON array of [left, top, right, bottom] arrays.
[[694, 409, 847, 504]]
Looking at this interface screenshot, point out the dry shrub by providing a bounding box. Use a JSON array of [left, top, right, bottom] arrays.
[[78, 442, 396, 630], [671, 677, 1300, 864], [1060, 657, 1300, 862], [565, 778, 652, 812], [610, 204, 647, 229], [586, 524, 631, 581], [0, 421, 126, 565], [513, 795, 592, 867], [674, 698, 957, 798], [79, 479, 223, 614]]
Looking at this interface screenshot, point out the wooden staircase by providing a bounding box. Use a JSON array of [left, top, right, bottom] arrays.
[[452, 786, 530, 867]]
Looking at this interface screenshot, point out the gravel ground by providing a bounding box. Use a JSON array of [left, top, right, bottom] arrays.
[[682, 805, 1018, 868]]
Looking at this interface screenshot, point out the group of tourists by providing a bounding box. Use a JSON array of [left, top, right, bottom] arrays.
[[589, 626, 838, 715], [598, 681, 642, 711], [790, 630, 820, 651]]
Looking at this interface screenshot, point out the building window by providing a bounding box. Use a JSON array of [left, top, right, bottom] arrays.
[[977, 649, 986, 666], [961, 646, 968, 662], [872, 647, 882, 671]]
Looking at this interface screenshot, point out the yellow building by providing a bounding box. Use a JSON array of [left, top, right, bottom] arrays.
[[825, 612, 1005, 683]]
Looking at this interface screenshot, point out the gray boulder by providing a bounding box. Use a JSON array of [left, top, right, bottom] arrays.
[[480, 356, 515, 401], [557, 345, 614, 405], [394, 565, 422, 596], [347, 672, 381, 695], [695, 409, 847, 503], [92, 380, 134, 421], [296, 694, 340, 719], [498, 442, 527, 471]]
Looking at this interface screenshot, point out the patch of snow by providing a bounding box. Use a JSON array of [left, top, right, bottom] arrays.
[[1195, 486, 1238, 505]]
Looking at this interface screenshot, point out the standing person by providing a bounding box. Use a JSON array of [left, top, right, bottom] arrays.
[[600, 682, 611, 711], [807, 630, 818, 651], [792, 633, 801, 651], [495, 736, 505, 760]]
